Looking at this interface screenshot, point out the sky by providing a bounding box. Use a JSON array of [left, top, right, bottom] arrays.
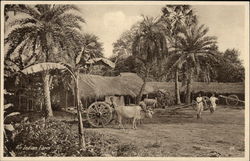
[[77, 4, 247, 65]]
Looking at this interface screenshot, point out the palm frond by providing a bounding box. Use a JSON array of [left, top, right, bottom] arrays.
[[13, 5, 41, 20], [9, 18, 38, 27], [35, 4, 51, 15], [54, 13, 85, 30], [53, 5, 80, 17], [21, 62, 68, 75], [5, 25, 39, 58]]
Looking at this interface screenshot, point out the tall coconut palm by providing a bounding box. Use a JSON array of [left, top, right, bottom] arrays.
[[170, 23, 218, 104], [5, 4, 85, 116], [132, 16, 168, 103], [161, 5, 197, 104]]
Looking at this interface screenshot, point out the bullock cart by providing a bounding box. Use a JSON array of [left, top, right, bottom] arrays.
[[85, 101, 114, 128], [64, 101, 116, 128], [74, 73, 154, 128], [218, 95, 245, 106]]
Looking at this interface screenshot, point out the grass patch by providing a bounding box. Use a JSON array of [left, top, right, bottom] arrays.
[[144, 141, 161, 149]]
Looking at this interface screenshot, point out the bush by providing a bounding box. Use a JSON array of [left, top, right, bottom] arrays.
[[11, 118, 138, 157], [117, 143, 139, 156], [13, 118, 77, 156]]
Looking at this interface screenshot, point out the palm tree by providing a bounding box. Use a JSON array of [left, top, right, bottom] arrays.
[[132, 16, 168, 103], [161, 5, 197, 104], [82, 33, 104, 58], [171, 23, 218, 104], [5, 4, 85, 116]]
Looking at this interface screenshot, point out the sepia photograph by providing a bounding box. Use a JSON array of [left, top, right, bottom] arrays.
[[1, 1, 249, 160]]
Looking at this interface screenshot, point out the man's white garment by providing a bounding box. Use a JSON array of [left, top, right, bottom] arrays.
[[196, 97, 203, 117], [196, 97, 203, 107], [210, 96, 218, 110]]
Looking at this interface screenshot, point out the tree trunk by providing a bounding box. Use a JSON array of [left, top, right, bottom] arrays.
[[185, 71, 192, 104], [136, 79, 146, 104], [75, 70, 86, 149], [42, 72, 53, 117], [64, 90, 68, 109], [136, 69, 149, 104], [175, 69, 181, 105]]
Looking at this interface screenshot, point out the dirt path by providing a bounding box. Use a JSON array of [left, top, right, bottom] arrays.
[[85, 106, 245, 157]]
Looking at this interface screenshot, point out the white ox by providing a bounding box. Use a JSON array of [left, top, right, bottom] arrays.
[[143, 98, 158, 109], [112, 101, 153, 129]]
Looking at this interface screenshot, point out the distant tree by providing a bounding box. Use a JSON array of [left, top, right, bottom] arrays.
[[109, 55, 136, 75], [82, 33, 104, 58], [215, 49, 244, 82], [112, 23, 140, 62]]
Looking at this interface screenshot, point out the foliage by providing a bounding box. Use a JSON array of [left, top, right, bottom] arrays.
[[5, 4, 85, 70], [157, 91, 176, 107], [4, 90, 21, 157], [162, 22, 218, 103], [82, 33, 104, 59], [12, 119, 138, 157], [159, 5, 198, 104], [4, 4, 86, 117], [214, 49, 244, 82], [112, 23, 140, 58], [20, 62, 71, 76], [161, 5, 197, 36], [131, 16, 169, 102], [111, 55, 137, 75], [117, 144, 139, 156], [171, 23, 218, 77], [132, 16, 168, 66]]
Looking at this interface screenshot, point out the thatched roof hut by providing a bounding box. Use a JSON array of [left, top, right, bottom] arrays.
[[144, 82, 244, 95], [78, 73, 154, 98], [181, 82, 245, 94], [145, 82, 177, 95], [78, 72, 244, 99]]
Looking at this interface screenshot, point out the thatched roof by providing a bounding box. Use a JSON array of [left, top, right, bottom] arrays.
[[181, 82, 245, 94], [144, 82, 245, 95], [145, 82, 177, 95], [78, 73, 153, 98], [78, 73, 244, 99]]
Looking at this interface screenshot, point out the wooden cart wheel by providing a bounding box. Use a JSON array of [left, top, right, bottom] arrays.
[[191, 100, 197, 110], [202, 96, 210, 110], [226, 94, 239, 106], [87, 101, 113, 128]]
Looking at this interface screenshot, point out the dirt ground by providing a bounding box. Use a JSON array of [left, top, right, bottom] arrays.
[[83, 105, 245, 157]]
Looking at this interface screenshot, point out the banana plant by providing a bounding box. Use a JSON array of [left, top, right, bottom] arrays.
[[20, 57, 115, 149], [4, 90, 20, 156]]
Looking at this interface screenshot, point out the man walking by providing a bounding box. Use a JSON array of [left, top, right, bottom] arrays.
[[196, 93, 204, 119], [209, 93, 219, 113]]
